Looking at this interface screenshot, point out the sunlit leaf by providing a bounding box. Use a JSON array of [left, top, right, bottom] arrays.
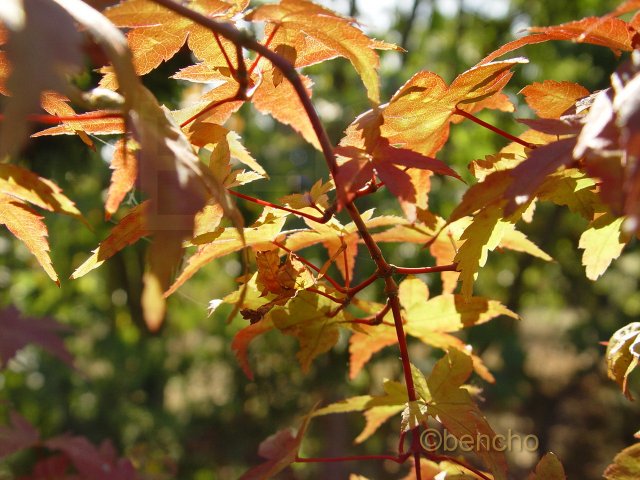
[[606, 322, 640, 400], [520, 80, 589, 118], [71, 202, 149, 280], [604, 443, 640, 480], [0, 194, 58, 284], [579, 213, 626, 280]]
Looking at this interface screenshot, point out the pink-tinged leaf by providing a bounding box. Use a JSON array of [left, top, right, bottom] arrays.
[[520, 80, 589, 118], [0, 306, 73, 367], [45, 435, 137, 480], [0, 194, 58, 284], [105, 139, 138, 220], [240, 409, 314, 480], [504, 137, 577, 216], [481, 16, 639, 64], [71, 202, 149, 279], [0, 411, 39, 458]]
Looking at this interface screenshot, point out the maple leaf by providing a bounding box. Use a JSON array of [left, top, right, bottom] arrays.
[[71, 202, 149, 280], [0, 0, 83, 156], [604, 442, 640, 480], [105, 0, 248, 77], [528, 452, 566, 480], [255, 250, 315, 298], [166, 208, 288, 296], [0, 306, 73, 367], [335, 137, 462, 221], [426, 350, 507, 480], [270, 289, 348, 373], [504, 137, 578, 216], [0, 163, 86, 224], [606, 322, 640, 400], [31, 107, 126, 138], [520, 80, 589, 118], [0, 194, 58, 283], [240, 408, 314, 480], [39, 91, 95, 148], [54, 0, 245, 331], [105, 139, 138, 219], [579, 213, 627, 280], [44, 435, 137, 480], [0, 411, 39, 459], [480, 16, 640, 64], [246, 0, 399, 104], [381, 58, 527, 158]]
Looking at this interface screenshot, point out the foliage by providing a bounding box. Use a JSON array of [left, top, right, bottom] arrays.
[[0, 0, 639, 478]]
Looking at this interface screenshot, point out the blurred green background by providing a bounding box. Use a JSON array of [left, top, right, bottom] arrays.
[[1, 0, 638, 478]]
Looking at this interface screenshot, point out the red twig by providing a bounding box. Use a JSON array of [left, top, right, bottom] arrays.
[[347, 271, 379, 296], [179, 94, 243, 128], [453, 108, 536, 149], [426, 452, 492, 480], [307, 287, 345, 304], [248, 24, 280, 75], [227, 189, 331, 224], [213, 32, 237, 77]]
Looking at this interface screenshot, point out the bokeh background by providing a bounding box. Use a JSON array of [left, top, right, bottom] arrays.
[[1, 0, 638, 478]]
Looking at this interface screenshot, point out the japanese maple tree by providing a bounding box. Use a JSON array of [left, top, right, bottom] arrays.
[[1, 0, 640, 478]]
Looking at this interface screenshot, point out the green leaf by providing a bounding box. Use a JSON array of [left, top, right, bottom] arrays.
[[427, 350, 507, 480], [270, 290, 347, 373], [604, 443, 640, 480], [579, 213, 626, 280]]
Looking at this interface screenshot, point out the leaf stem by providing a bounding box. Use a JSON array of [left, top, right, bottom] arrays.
[[179, 93, 244, 128], [247, 24, 280, 76], [213, 32, 237, 77], [227, 189, 331, 224], [307, 287, 345, 304], [392, 263, 458, 275], [453, 108, 535, 149]]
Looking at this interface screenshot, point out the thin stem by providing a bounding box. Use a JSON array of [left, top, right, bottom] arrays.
[[348, 301, 391, 326], [347, 271, 379, 296], [227, 189, 330, 224], [179, 93, 243, 128], [295, 453, 410, 464], [342, 239, 351, 288], [392, 263, 458, 275], [307, 287, 345, 304], [214, 32, 237, 77], [247, 24, 280, 75], [271, 240, 346, 293], [453, 108, 535, 149]]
